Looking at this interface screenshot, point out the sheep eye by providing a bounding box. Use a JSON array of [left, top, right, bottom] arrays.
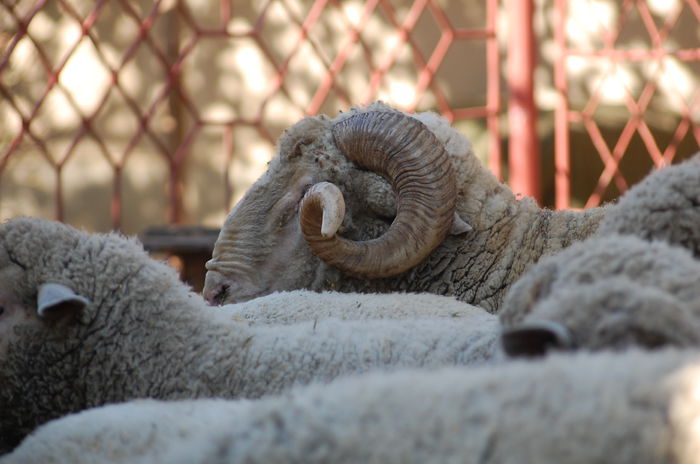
[[295, 184, 313, 210], [278, 207, 296, 226], [0, 306, 4, 316]]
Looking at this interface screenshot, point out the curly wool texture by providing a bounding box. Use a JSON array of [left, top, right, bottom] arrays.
[[220, 290, 482, 326], [518, 276, 700, 350], [4, 349, 700, 464], [499, 154, 700, 351], [499, 235, 700, 349], [205, 102, 607, 312], [0, 217, 500, 453], [598, 154, 700, 257]]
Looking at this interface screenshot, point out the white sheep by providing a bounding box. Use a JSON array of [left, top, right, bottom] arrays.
[[597, 154, 700, 257], [204, 102, 607, 312], [0, 217, 500, 453], [498, 154, 700, 355], [4, 348, 700, 464], [220, 290, 480, 326], [499, 235, 700, 356]]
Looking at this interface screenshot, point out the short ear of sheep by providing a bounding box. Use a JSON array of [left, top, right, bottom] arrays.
[[450, 212, 472, 234], [37, 283, 90, 319], [501, 320, 574, 357]]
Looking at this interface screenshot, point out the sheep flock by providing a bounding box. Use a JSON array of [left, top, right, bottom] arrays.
[[2, 103, 700, 463]]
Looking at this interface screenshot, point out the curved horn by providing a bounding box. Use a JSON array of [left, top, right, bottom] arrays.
[[300, 110, 458, 278], [303, 182, 346, 238]]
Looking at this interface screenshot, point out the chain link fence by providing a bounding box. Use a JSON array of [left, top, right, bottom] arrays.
[[1, 0, 699, 235]]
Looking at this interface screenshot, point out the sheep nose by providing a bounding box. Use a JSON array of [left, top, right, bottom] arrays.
[[202, 286, 219, 306], [202, 271, 228, 306], [203, 283, 231, 306], [501, 320, 574, 358]]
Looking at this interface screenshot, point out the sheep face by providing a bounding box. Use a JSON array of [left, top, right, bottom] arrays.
[[205, 104, 468, 305], [0, 247, 34, 362], [204, 115, 393, 304]]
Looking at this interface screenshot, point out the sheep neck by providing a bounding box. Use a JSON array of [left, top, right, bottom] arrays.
[[88, 301, 257, 402], [328, 167, 606, 313]]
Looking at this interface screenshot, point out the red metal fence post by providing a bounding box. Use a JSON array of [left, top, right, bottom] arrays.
[[486, 0, 503, 181], [553, 0, 570, 210], [507, 0, 540, 203]]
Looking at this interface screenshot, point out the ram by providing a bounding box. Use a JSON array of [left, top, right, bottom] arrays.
[[204, 102, 606, 311], [4, 349, 700, 464], [0, 217, 499, 452]]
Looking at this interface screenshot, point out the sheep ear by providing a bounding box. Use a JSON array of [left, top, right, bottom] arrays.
[[501, 321, 574, 358], [37, 283, 90, 319], [450, 212, 472, 235]]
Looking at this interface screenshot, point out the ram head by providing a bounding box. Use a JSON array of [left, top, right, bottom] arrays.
[[203, 104, 471, 304]]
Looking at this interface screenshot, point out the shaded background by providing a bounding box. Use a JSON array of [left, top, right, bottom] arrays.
[[1, 0, 699, 235]]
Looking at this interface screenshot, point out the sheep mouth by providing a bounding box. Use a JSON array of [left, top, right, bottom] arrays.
[[220, 285, 271, 305], [204, 267, 267, 305], [210, 285, 230, 306], [204, 273, 271, 305]]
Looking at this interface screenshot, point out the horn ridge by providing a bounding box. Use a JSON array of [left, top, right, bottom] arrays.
[[300, 110, 458, 279]]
